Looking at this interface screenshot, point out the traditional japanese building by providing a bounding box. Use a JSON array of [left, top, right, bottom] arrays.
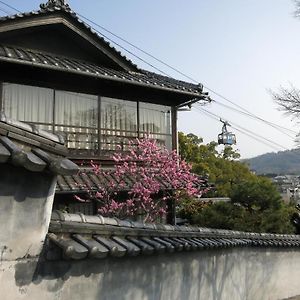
[[2, 2, 300, 300], [0, 0, 210, 158], [0, 0, 211, 216]]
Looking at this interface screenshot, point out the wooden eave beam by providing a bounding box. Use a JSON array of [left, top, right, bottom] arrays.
[[0, 58, 203, 105]]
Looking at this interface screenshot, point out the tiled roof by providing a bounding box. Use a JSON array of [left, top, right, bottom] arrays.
[[56, 170, 210, 193], [0, 44, 208, 99], [0, 113, 78, 175], [0, 0, 138, 70], [47, 211, 300, 260]]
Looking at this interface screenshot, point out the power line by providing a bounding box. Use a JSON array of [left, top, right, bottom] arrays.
[[211, 100, 297, 134], [0, 5, 11, 15], [202, 101, 297, 138], [0, 1, 173, 78], [197, 107, 283, 151], [197, 108, 284, 152], [1, 1, 298, 144], [78, 12, 197, 82], [79, 12, 299, 139], [82, 25, 172, 78], [0, 1, 20, 13], [196, 107, 289, 151]]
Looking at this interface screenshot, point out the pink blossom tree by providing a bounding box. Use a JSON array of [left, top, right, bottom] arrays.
[[85, 138, 208, 222]]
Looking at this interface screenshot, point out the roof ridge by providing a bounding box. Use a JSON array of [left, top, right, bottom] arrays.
[[51, 211, 300, 240], [0, 44, 209, 97], [0, 2, 139, 71], [40, 0, 70, 11]]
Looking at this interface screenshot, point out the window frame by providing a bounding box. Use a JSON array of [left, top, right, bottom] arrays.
[[0, 82, 173, 154]]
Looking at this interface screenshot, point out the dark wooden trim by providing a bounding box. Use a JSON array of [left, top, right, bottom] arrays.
[[0, 82, 3, 112], [98, 95, 101, 155], [0, 15, 135, 72], [166, 198, 176, 225], [52, 89, 56, 133], [137, 101, 140, 138], [171, 106, 178, 151]]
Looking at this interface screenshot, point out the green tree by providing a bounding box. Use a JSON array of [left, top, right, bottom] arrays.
[[178, 132, 296, 233], [231, 176, 282, 212], [178, 132, 253, 197]]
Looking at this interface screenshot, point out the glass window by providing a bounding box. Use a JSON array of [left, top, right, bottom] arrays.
[[139, 102, 172, 149], [2, 83, 53, 131], [1, 83, 173, 153], [101, 97, 138, 151], [54, 91, 98, 150]]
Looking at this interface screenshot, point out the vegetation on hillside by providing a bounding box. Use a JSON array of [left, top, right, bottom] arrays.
[[244, 149, 300, 175], [178, 132, 297, 234]]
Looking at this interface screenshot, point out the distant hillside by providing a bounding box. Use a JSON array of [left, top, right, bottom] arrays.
[[244, 149, 300, 175]]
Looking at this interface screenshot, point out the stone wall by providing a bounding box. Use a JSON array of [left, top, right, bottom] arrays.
[[0, 164, 56, 261], [1, 163, 300, 300], [1, 247, 300, 300]]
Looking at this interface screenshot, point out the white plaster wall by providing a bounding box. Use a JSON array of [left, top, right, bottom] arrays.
[[1, 248, 300, 300], [0, 164, 56, 261]]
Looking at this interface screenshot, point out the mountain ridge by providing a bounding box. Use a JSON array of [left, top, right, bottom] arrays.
[[243, 148, 300, 175]]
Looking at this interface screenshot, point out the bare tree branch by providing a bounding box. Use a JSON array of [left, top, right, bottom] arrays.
[[295, 0, 300, 18], [270, 84, 300, 119]]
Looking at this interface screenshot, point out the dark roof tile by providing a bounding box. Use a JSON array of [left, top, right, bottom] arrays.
[[0, 2, 138, 70], [56, 169, 208, 193], [0, 115, 78, 175], [47, 211, 300, 260], [0, 44, 209, 99]]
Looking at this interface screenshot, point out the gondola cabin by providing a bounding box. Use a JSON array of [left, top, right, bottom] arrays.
[[218, 120, 236, 145], [218, 131, 236, 145]]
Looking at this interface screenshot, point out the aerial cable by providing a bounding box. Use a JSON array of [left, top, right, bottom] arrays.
[[196, 108, 284, 152], [0, 1, 172, 77], [196, 107, 289, 151], [198, 107, 289, 150], [198, 101, 297, 139], [197, 108, 283, 151], [78, 12, 198, 83], [2, 1, 297, 141], [209, 100, 298, 135], [0, 1, 20, 13], [78, 12, 299, 139], [0, 6, 11, 15]]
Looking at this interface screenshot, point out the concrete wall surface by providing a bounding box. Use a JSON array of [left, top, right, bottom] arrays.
[[0, 164, 56, 260], [1, 247, 300, 300]]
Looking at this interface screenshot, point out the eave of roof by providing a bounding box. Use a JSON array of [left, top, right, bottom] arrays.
[[47, 211, 300, 260], [0, 1, 210, 102], [0, 114, 78, 175], [55, 170, 210, 194], [0, 44, 209, 100]]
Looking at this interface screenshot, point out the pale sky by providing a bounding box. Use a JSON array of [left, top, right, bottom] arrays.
[[2, 0, 300, 159]]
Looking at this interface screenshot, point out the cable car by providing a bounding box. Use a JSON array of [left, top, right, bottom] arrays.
[[218, 120, 236, 145]]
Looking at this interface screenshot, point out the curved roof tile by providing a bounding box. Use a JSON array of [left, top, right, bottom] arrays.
[[0, 114, 78, 175], [47, 211, 300, 260]]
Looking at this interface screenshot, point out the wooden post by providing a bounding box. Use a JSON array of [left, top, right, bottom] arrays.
[[168, 106, 178, 225], [166, 197, 176, 225], [0, 82, 3, 113], [171, 106, 178, 152]]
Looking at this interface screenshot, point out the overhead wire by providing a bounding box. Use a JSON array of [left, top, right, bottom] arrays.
[[195, 107, 289, 151], [0, 5, 11, 15], [198, 108, 283, 152], [210, 100, 298, 135], [198, 101, 297, 139], [0, 0, 21, 13], [1, 1, 298, 148], [2, 0, 297, 133], [78, 12, 299, 140]]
